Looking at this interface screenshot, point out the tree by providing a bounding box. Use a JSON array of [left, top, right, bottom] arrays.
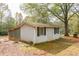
[[15, 12, 23, 25], [73, 4, 79, 33], [47, 3, 75, 36], [20, 3, 50, 23], [5, 9, 16, 30], [20, 3, 76, 36], [6, 17, 16, 30], [24, 16, 39, 23], [69, 14, 79, 34], [0, 3, 8, 33]]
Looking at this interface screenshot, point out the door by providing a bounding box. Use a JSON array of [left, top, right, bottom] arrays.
[[47, 28, 54, 41]]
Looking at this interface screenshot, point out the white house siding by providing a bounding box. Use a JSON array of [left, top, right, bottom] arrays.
[[20, 26, 60, 44], [21, 25, 35, 43], [47, 28, 60, 40], [46, 28, 54, 41], [35, 35, 48, 43], [53, 34, 60, 39], [53, 28, 60, 39], [35, 28, 60, 43], [34, 28, 48, 43]]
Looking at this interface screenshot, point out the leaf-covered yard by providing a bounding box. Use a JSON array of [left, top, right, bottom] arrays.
[[0, 36, 79, 56]]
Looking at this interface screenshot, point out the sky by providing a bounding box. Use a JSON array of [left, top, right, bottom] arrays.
[[7, 3, 27, 18], [0, 0, 28, 18]]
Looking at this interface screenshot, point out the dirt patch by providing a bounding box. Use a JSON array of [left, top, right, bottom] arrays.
[[56, 43, 79, 56], [63, 36, 79, 42], [0, 36, 77, 56]]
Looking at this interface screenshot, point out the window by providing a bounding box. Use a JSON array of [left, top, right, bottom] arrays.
[[54, 28, 59, 34], [37, 27, 46, 36]]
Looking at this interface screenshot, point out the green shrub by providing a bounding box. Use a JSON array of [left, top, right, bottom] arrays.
[[0, 31, 8, 36]]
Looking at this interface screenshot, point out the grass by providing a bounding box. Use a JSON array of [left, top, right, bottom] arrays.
[[19, 38, 73, 55]]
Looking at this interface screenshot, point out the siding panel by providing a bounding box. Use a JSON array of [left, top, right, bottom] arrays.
[[9, 29, 20, 41], [21, 25, 34, 43]]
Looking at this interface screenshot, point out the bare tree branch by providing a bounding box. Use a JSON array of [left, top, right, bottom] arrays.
[[68, 12, 76, 20], [74, 7, 79, 17], [67, 3, 74, 12], [58, 4, 65, 15], [47, 7, 65, 22]]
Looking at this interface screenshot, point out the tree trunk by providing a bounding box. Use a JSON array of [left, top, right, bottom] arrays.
[[64, 19, 69, 36], [64, 4, 69, 36]]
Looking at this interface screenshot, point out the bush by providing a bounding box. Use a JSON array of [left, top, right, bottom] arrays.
[[0, 31, 8, 36]]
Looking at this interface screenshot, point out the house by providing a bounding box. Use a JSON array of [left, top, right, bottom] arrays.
[[8, 22, 61, 44]]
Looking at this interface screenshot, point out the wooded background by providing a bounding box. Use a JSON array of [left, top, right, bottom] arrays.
[[0, 3, 79, 36]]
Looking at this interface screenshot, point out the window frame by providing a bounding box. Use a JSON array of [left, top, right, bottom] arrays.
[[37, 27, 46, 36], [54, 27, 59, 34]]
